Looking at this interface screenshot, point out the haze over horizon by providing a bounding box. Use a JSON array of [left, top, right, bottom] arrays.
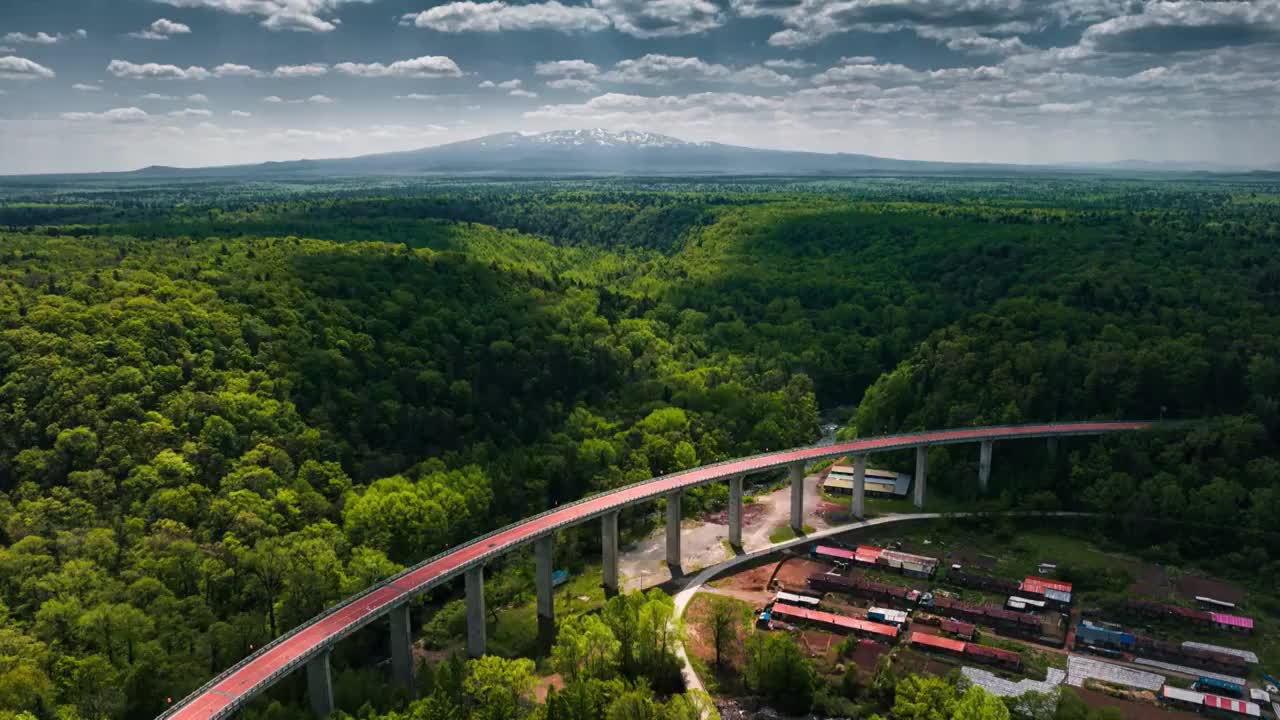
[[3, 0, 1280, 175]]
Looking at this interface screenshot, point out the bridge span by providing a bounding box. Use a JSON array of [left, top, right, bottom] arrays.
[[159, 421, 1149, 720]]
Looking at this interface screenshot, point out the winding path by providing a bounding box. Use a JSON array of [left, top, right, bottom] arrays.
[[160, 422, 1148, 720]]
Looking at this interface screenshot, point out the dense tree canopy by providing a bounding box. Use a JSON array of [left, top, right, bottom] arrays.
[[1, 174, 1278, 719]]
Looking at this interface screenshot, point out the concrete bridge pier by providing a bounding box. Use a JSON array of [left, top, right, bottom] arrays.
[[389, 602, 414, 690], [1047, 436, 1059, 461], [534, 535, 554, 641], [601, 511, 619, 594], [306, 650, 334, 718], [979, 440, 993, 493], [914, 446, 928, 509], [665, 491, 682, 571], [465, 566, 486, 658], [727, 475, 744, 549], [851, 453, 867, 518], [789, 462, 805, 533]]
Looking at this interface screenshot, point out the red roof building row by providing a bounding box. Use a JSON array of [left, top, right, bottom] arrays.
[[910, 631, 966, 654], [769, 603, 900, 640], [908, 631, 1022, 669]]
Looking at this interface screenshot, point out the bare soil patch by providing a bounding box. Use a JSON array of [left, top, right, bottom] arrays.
[[1076, 688, 1202, 720], [894, 648, 960, 677], [711, 557, 780, 593], [1122, 559, 1173, 599], [1176, 574, 1244, 605], [773, 557, 831, 592], [847, 639, 890, 676], [796, 628, 843, 666], [703, 503, 768, 526]]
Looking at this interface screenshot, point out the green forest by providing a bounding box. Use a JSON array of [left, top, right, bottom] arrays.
[[2, 175, 1280, 720]]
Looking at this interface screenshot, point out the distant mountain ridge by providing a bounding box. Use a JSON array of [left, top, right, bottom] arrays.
[[14, 129, 1267, 178]]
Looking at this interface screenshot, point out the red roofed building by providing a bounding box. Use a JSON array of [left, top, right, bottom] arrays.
[[1020, 576, 1073, 606], [814, 545, 855, 561], [964, 643, 1022, 669], [769, 603, 900, 640], [910, 631, 966, 655], [1202, 693, 1262, 717], [941, 619, 976, 640]]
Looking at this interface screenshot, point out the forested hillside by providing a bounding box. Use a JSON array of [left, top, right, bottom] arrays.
[[1, 176, 1279, 720]]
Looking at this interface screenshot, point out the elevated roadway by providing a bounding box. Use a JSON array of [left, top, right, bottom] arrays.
[[159, 421, 1149, 720]]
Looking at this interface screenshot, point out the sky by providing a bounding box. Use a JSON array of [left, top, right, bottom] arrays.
[[2, 0, 1279, 174]]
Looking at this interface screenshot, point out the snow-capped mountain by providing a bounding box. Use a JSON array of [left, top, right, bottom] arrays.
[[516, 129, 710, 148], [120, 129, 1048, 178]]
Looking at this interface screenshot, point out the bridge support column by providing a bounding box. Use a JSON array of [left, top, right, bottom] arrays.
[[851, 453, 867, 519], [602, 511, 619, 594], [914, 446, 928, 509], [465, 566, 485, 658], [789, 463, 805, 533], [728, 475, 744, 548], [979, 440, 993, 493], [306, 650, 334, 718], [389, 602, 414, 690], [665, 491, 682, 569], [535, 535, 554, 628], [1047, 437, 1059, 461]]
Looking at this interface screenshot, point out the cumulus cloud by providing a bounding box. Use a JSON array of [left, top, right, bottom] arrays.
[[152, 0, 368, 33], [273, 63, 329, 78], [394, 93, 437, 100], [402, 1, 610, 33], [308, 94, 335, 103], [231, 109, 253, 116], [129, 18, 192, 40], [546, 77, 600, 92], [169, 107, 214, 117], [478, 80, 496, 88], [509, 88, 538, 97], [214, 63, 264, 77], [601, 54, 795, 86], [497, 78, 522, 89], [731, 0, 1042, 50], [73, 83, 102, 91], [403, 0, 721, 36], [0, 56, 56, 80], [187, 93, 210, 103], [142, 92, 177, 100], [61, 107, 150, 123], [108, 59, 210, 80], [1038, 100, 1094, 113], [536, 59, 601, 77], [763, 58, 814, 70], [4, 29, 86, 45], [1079, 1, 1280, 54], [334, 56, 462, 78], [262, 95, 285, 103], [592, 0, 723, 37]]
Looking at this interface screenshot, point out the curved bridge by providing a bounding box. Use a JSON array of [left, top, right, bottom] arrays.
[[160, 421, 1150, 720]]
